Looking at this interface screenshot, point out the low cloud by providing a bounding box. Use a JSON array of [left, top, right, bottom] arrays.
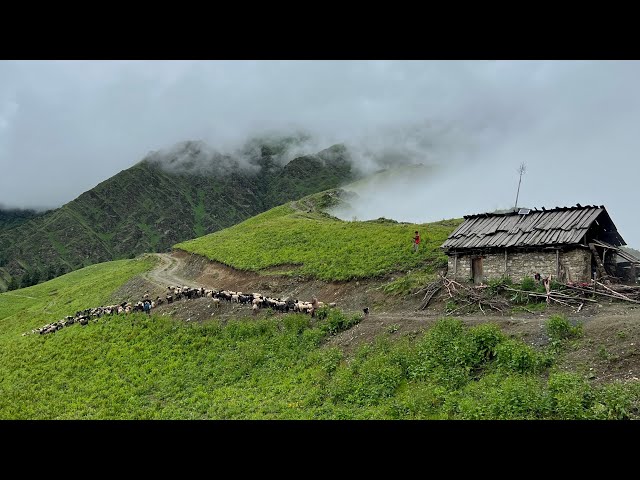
[[0, 60, 639, 245]]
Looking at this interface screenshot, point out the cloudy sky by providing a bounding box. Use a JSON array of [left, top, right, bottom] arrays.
[[1, 60, 640, 246]]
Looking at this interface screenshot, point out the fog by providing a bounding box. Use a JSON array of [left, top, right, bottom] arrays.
[[1, 60, 639, 245]]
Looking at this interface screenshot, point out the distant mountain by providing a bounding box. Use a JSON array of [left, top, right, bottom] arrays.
[[0, 140, 357, 291]]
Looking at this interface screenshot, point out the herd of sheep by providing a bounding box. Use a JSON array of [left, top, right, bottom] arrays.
[[23, 284, 336, 336], [164, 285, 336, 316]]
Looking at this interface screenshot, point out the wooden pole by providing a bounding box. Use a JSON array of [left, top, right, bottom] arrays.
[[504, 249, 508, 274]]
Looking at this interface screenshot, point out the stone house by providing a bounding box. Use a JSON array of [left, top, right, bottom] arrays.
[[441, 204, 638, 285]]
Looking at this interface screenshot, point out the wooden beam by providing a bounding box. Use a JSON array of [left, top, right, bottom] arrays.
[[504, 249, 508, 274], [589, 243, 608, 280]]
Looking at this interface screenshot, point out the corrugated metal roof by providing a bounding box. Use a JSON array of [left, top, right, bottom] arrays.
[[442, 205, 625, 250]]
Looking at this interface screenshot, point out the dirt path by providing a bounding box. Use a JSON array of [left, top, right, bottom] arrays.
[[143, 253, 201, 290]]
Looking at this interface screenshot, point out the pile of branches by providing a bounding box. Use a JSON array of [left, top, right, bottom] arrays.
[[416, 275, 510, 315], [500, 285, 596, 313], [563, 281, 640, 305], [416, 274, 640, 315]]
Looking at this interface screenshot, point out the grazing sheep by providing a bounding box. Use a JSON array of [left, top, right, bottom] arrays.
[[311, 297, 325, 309]]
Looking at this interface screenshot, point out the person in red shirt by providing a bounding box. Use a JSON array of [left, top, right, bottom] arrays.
[[413, 230, 420, 252]]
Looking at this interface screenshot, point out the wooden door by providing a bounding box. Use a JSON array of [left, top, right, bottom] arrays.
[[472, 257, 483, 285]]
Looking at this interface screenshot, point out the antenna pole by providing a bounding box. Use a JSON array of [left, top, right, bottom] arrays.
[[514, 162, 526, 209]]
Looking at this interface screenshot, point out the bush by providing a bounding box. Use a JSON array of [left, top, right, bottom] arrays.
[[520, 276, 536, 292], [282, 314, 309, 335], [327, 343, 404, 406], [546, 314, 583, 342], [308, 347, 343, 375], [445, 300, 458, 314], [487, 275, 512, 294], [494, 339, 552, 374], [408, 318, 478, 388], [389, 382, 447, 419], [546, 372, 594, 419], [447, 373, 549, 419], [318, 309, 361, 336], [468, 323, 506, 364], [590, 381, 636, 420]]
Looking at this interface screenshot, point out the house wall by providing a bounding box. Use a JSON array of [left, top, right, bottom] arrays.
[[447, 248, 592, 284], [562, 248, 592, 283]]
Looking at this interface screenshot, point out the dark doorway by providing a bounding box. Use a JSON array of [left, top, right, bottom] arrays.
[[472, 257, 483, 285]]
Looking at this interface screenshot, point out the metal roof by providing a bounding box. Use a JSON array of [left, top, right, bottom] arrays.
[[441, 205, 625, 251]]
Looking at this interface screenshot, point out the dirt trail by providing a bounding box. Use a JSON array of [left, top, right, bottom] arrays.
[[143, 253, 201, 290]]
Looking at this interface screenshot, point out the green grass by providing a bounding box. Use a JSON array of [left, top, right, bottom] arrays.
[[2, 280, 639, 419], [175, 193, 461, 281], [0, 256, 156, 339]]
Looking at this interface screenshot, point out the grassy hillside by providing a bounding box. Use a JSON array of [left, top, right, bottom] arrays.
[[2, 290, 638, 419], [1, 211, 638, 419], [0, 141, 357, 292], [0, 256, 156, 339], [175, 190, 462, 282]]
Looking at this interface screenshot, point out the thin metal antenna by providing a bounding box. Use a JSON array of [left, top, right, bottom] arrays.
[[514, 162, 526, 209]]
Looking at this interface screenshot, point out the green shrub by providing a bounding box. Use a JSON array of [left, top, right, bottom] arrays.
[[520, 276, 536, 292], [308, 347, 343, 375], [446, 373, 549, 419], [468, 323, 506, 364], [318, 308, 362, 336], [327, 341, 404, 406], [389, 381, 448, 419], [546, 314, 582, 342], [546, 372, 594, 419], [386, 323, 400, 334], [494, 339, 552, 374], [282, 314, 309, 335], [408, 318, 478, 388], [487, 275, 512, 294], [314, 305, 330, 320], [590, 381, 637, 420]]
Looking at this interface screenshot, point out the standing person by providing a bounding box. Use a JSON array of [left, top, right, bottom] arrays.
[[143, 300, 151, 315], [413, 230, 421, 252]]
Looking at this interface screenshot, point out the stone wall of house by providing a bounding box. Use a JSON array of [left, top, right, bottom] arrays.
[[561, 248, 592, 283], [447, 247, 592, 284]]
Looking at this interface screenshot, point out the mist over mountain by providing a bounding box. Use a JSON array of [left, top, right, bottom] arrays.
[[0, 136, 357, 291], [0, 206, 45, 232]]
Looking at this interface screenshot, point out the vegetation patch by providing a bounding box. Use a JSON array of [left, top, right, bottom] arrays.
[[1, 285, 639, 419], [176, 192, 460, 282]]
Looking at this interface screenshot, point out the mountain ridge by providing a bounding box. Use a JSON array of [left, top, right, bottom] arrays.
[[0, 140, 357, 291]]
